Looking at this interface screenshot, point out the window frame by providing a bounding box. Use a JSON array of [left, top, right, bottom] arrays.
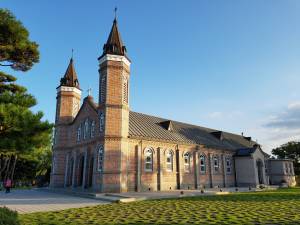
[[84, 119, 89, 140], [166, 150, 173, 172], [144, 148, 153, 172], [99, 112, 105, 133], [91, 120, 95, 138], [199, 154, 206, 174], [225, 157, 232, 174], [213, 155, 219, 173], [100, 75, 106, 103], [77, 126, 81, 142], [184, 152, 191, 173], [123, 75, 128, 104], [285, 162, 289, 174], [97, 145, 104, 172]]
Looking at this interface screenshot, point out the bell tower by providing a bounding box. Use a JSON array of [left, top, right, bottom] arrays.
[[56, 58, 81, 125], [51, 58, 81, 188], [98, 18, 131, 192], [55, 58, 81, 147]]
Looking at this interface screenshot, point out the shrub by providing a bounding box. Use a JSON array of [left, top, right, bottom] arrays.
[[0, 207, 19, 225]]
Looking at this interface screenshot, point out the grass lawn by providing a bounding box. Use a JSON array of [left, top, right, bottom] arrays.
[[20, 188, 300, 225]]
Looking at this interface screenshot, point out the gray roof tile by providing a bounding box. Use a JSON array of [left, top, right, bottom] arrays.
[[129, 111, 256, 150]]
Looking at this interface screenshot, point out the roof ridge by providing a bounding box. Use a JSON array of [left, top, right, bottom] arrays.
[[129, 111, 255, 143]]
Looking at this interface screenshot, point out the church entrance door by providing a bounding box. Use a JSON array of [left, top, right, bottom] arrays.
[[78, 155, 84, 187], [88, 157, 94, 188], [256, 160, 264, 184], [68, 158, 74, 187]]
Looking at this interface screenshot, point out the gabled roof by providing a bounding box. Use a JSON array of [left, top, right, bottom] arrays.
[[100, 19, 127, 58], [129, 111, 257, 150], [59, 58, 80, 88], [71, 96, 98, 124]]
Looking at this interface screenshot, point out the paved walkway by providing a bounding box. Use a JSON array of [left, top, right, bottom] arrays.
[[0, 189, 108, 214], [107, 187, 272, 200]]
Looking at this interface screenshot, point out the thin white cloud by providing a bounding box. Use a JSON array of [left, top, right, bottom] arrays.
[[258, 101, 300, 153], [264, 101, 300, 129], [208, 111, 223, 119]]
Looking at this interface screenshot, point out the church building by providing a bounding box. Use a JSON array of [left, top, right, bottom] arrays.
[[50, 17, 296, 193]]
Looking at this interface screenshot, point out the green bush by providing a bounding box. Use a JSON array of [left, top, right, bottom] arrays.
[[0, 207, 19, 225]]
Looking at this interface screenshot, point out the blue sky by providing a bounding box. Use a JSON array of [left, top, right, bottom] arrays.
[[2, 0, 300, 153]]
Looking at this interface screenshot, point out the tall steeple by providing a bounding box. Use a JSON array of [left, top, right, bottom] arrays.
[[59, 58, 80, 88], [97, 15, 131, 192], [55, 57, 81, 125], [100, 19, 127, 58]]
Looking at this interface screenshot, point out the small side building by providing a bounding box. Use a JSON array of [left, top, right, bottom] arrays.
[[235, 145, 268, 187], [268, 159, 296, 187]]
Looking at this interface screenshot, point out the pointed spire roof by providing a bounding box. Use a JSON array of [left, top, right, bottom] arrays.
[[101, 19, 127, 57], [60, 58, 80, 88]]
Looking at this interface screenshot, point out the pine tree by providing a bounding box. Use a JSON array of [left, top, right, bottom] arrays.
[[0, 9, 53, 183]]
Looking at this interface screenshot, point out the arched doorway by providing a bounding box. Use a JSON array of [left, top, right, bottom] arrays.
[[78, 155, 84, 187], [68, 158, 74, 187], [256, 159, 264, 184], [88, 157, 94, 188]]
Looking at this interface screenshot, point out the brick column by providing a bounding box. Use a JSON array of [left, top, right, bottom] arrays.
[[208, 153, 213, 188], [135, 144, 141, 192], [222, 154, 227, 187], [82, 149, 88, 189], [157, 147, 162, 191], [64, 153, 69, 188], [194, 151, 199, 189]]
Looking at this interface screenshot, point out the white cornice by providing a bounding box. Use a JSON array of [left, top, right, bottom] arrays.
[[57, 86, 82, 95], [98, 54, 131, 66]]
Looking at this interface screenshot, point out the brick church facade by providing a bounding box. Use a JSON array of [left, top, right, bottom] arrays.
[[50, 18, 296, 193]]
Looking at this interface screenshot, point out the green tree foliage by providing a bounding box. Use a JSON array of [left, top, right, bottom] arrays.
[[0, 8, 53, 183], [0, 9, 39, 71], [272, 141, 300, 175]]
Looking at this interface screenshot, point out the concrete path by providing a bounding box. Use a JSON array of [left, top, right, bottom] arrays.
[[106, 186, 279, 201], [0, 189, 108, 214]]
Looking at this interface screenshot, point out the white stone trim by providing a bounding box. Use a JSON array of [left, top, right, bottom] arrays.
[[57, 86, 82, 95], [98, 54, 131, 66]]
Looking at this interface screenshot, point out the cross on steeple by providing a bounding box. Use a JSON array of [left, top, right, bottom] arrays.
[[114, 7, 117, 20], [87, 87, 92, 96]]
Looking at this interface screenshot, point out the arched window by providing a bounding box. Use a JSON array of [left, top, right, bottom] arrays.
[[99, 112, 105, 133], [53, 129, 57, 145], [91, 121, 95, 138], [184, 152, 191, 172], [100, 75, 106, 103], [84, 119, 89, 139], [145, 148, 153, 172], [123, 76, 128, 104], [77, 126, 81, 142], [52, 154, 57, 174], [166, 150, 173, 172], [285, 162, 289, 174], [213, 156, 219, 172], [199, 154, 206, 173], [97, 145, 104, 172], [226, 157, 232, 174]]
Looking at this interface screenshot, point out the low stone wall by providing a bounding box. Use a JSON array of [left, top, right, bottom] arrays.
[[296, 176, 300, 186]]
